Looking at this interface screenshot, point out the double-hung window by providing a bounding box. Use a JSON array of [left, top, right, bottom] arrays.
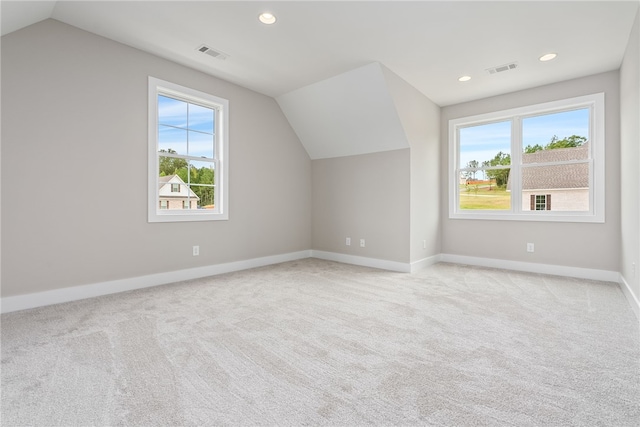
[[449, 93, 604, 222], [148, 77, 229, 222]]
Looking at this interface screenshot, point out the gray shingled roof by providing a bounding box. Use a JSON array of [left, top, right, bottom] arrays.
[[522, 163, 589, 190], [523, 144, 589, 190], [522, 143, 588, 165], [508, 144, 590, 190]]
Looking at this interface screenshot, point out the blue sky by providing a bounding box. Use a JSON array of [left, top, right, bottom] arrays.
[[158, 95, 215, 159], [459, 108, 589, 168], [459, 120, 511, 168]]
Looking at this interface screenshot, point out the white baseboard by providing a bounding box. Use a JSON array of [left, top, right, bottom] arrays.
[[440, 253, 620, 282], [441, 253, 640, 320], [4, 249, 637, 320], [310, 250, 411, 273], [410, 254, 443, 272], [619, 274, 640, 321], [0, 250, 312, 314]]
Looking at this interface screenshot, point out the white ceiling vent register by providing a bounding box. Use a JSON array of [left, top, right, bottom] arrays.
[[196, 44, 228, 60], [486, 62, 518, 74]]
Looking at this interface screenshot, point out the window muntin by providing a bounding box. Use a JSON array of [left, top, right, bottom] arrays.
[[449, 93, 604, 222], [148, 77, 229, 222]]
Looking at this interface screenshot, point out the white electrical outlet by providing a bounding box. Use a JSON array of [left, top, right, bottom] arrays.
[[193, 245, 199, 256], [360, 239, 365, 248], [526, 243, 534, 253], [346, 237, 351, 246]]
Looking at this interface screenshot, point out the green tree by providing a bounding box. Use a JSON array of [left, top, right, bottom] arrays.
[[524, 144, 544, 153], [191, 165, 215, 207], [176, 167, 188, 183], [544, 134, 586, 150], [524, 135, 586, 154], [159, 149, 188, 176], [484, 151, 511, 187]]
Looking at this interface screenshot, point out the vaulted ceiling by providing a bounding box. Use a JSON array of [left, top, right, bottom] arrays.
[[2, 1, 638, 107]]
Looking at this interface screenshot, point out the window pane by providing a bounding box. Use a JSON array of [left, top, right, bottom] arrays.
[[522, 108, 589, 156], [159, 125, 187, 156], [459, 120, 511, 169], [188, 131, 214, 159], [189, 103, 214, 134], [459, 170, 511, 210], [522, 163, 589, 211], [158, 96, 188, 127], [189, 160, 215, 209], [158, 173, 191, 210], [189, 160, 215, 185]]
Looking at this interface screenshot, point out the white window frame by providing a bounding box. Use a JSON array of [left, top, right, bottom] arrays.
[[448, 93, 605, 223], [148, 77, 229, 222]]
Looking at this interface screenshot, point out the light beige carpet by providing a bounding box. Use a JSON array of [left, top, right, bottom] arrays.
[[2, 259, 639, 426]]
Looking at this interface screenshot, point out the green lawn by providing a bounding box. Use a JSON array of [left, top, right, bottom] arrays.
[[459, 183, 510, 210]]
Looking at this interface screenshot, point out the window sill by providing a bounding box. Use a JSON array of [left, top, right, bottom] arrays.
[[449, 211, 604, 223], [148, 211, 229, 223]]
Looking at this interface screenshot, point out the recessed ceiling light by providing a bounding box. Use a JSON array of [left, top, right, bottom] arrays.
[[259, 12, 277, 25], [458, 75, 471, 82], [539, 53, 557, 62]]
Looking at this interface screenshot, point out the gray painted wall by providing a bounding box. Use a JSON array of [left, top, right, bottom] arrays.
[[441, 71, 621, 271], [1, 20, 312, 297], [309, 66, 440, 266], [1, 17, 637, 305], [381, 66, 441, 263], [620, 10, 640, 301], [311, 149, 410, 263]]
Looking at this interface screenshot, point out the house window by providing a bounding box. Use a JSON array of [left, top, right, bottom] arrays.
[[532, 194, 551, 211], [159, 200, 168, 210], [449, 93, 604, 223], [148, 77, 229, 222]]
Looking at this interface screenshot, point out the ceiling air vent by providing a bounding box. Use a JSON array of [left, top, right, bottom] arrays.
[[196, 44, 228, 60], [486, 62, 518, 75]]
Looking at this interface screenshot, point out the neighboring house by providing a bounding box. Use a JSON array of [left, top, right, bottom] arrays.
[[520, 144, 590, 211], [158, 175, 199, 210]]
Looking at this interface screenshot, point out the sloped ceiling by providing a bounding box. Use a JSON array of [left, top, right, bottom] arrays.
[[2, 1, 637, 106], [0, 1, 56, 35], [2, 1, 638, 159], [277, 63, 409, 160]]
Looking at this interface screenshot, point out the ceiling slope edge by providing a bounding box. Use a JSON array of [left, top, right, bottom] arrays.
[[379, 64, 440, 148], [276, 62, 409, 160]]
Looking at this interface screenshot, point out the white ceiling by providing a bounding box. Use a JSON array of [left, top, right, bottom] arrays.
[[2, 1, 638, 106]]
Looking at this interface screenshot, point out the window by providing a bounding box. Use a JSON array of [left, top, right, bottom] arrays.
[[148, 77, 229, 222], [449, 93, 604, 222], [532, 194, 551, 211]]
